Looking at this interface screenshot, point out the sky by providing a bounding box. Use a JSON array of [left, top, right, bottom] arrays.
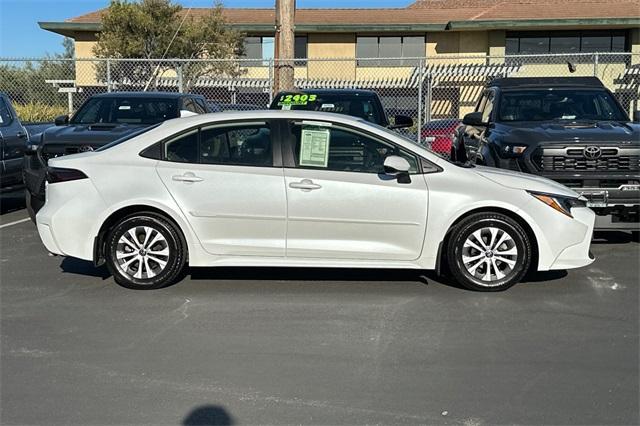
[[0, 0, 412, 58]]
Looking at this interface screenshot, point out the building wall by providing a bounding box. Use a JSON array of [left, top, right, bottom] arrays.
[[70, 28, 639, 116], [74, 33, 99, 85], [307, 33, 356, 79]]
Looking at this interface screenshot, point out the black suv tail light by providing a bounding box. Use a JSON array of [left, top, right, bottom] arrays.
[[46, 167, 88, 184]]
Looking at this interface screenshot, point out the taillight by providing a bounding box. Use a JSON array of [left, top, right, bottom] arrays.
[[46, 167, 88, 184]]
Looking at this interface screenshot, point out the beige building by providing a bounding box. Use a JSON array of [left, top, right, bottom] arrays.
[[39, 0, 640, 117]]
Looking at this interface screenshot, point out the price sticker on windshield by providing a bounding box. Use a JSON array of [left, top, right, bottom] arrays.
[[277, 93, 317, 107]]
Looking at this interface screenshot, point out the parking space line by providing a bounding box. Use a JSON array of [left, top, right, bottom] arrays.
[[0, 218, 31, 229]]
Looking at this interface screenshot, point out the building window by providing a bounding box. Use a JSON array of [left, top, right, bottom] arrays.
[[243, 36, 272, 66], [243, 36, 307, 66], [294, 36, 308, 65], [506, 30, 629, 55], [356, 36, 425, 66]]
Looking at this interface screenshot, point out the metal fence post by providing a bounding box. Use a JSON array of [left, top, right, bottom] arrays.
[[594, 53, 599, 77], [106, 58, 111, 92], [425, 73, 432, 123], [177, 64, 184, 93], [268, 58, 274, 105], [417, 58, 424, 145]]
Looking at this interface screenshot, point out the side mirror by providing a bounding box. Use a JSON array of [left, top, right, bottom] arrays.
[[633, 111, 640, 123], [180, 109, 198, 118], [462, 111, 487, 127], [54, 114, 69, 126], [389, 114, 413, 129], [383, 155, 412, 183]]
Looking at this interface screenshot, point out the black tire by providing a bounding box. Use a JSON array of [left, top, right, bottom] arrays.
[[105, 212, 186, 290], [446, 212, 532, 291]]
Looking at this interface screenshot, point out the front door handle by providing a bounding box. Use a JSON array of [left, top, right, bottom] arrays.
[[172, 172, 203, 183], [289, 179, 321, 191]]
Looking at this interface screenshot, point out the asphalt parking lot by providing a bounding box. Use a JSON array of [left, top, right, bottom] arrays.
[[1, 193, 638, 425]]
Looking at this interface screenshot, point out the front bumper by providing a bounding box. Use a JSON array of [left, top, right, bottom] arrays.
[[548, 207, 596, 270]]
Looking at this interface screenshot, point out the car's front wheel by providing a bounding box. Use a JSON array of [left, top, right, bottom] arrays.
[[447, 212, 532, 291], [105, 213, 186, 290]]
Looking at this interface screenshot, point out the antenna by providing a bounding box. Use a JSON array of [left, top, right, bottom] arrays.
[[143, 7, 192, 91]]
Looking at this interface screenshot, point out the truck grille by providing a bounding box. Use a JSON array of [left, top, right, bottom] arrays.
[[535, 145, 640, 172]]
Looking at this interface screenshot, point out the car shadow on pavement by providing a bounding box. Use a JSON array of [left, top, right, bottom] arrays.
[[182, 405, 234, 426], [60, 257, 111, 279], [189, 266, 433, 286]]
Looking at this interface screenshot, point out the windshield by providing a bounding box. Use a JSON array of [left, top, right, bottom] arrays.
[[71, 97, 179, 125], [498, 89, 628, 122], [271, 92, 384, 125]]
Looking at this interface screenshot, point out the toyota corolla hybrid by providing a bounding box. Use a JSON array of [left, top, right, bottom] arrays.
[[35, 111, 595, 291]]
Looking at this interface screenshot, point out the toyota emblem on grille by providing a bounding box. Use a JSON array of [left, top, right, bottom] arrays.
[[78, 145, 94, 153], [583, 146, 601, 159]]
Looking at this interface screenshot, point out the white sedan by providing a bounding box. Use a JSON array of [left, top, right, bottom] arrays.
[[36, 111, 595, 291]]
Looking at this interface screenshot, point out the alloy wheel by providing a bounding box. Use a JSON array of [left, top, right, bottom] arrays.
[[115, 226, 170, 280], [461, 226, 518, 286]]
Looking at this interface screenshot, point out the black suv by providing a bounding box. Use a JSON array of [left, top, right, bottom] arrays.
[[24, 91, 210, 219], [455, 77, 639, 231]]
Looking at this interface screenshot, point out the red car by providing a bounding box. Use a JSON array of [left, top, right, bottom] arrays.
[[421, 119, 461, 157]]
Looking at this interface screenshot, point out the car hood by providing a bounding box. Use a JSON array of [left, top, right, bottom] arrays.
[[40, 123, 149, 146], [473, 166, 579, 198], [494, 121, 639, 145]]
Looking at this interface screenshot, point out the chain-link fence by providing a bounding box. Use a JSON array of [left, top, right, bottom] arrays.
[[1, 53, 638, 155]]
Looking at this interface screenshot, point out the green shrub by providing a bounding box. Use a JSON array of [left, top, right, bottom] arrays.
[[12, 102, 67, 123]]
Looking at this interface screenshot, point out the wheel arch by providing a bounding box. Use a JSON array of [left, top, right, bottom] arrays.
[[436, 206, 539, 276], [93, 204, 189, 266]]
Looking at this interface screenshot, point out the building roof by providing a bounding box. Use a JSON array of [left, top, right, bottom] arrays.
[[39, 0, 640, 37]]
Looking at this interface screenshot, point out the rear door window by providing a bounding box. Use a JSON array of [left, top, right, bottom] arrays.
[[162, 121, 274, 167], [165, 130, 199, 163], [200, 123, 273, 167]]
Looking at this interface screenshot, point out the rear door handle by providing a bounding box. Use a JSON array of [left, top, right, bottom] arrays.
[[289, 179, 321, 191], [172, 172, 203, 183], [16, 131, 27, 139]]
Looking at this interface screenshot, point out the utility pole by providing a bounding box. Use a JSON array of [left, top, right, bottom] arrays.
[[274, 0, 295, 93]]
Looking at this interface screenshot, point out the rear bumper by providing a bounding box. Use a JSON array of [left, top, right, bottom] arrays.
[[35, 178, 106, 261], [37, 222, 63, 255]]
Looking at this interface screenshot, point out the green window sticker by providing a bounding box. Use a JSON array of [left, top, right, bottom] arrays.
[[277, 93, 317, 107], [299, 127, 330, 168]]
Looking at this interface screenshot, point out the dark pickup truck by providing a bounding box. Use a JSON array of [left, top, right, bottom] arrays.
[[0, 93, 29, 191], [454, 76, 639, 231], [0, 94, 54, 192], [24, 91, 211, 219], [269, 89, 413, 130]]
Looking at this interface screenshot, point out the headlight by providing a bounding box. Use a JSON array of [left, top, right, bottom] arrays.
[[528, 191, 587, 218], [501, 144, 528, 157]]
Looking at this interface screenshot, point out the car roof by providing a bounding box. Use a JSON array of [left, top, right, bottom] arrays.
[[489, 77, 605, 89], [91, 92, 196, 99], [275, 89, 379, 96]]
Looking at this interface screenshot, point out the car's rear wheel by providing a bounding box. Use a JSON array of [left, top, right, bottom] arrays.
[[105, 213, 186, 290], [447, 212, 532, 291]]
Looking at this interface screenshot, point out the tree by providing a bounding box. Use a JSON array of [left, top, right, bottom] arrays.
[[0, 38, 75, 107], [93, 0, 245, 90]]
